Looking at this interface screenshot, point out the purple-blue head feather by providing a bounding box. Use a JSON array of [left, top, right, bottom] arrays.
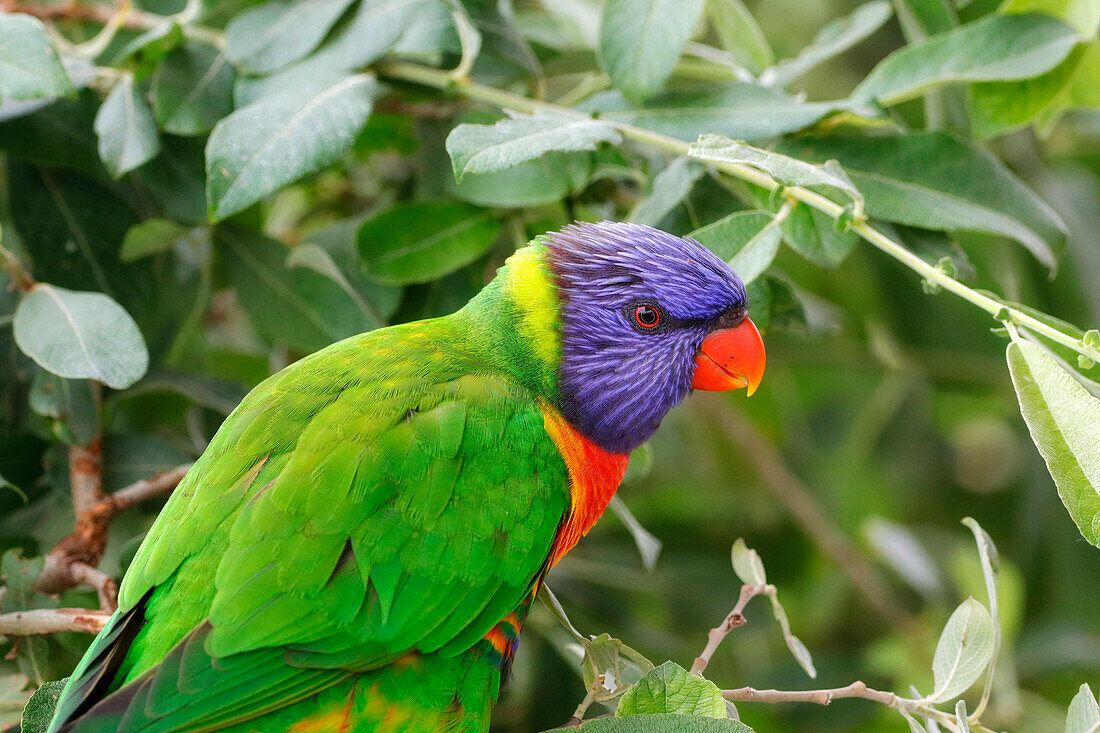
[[545, 221, 748, 454]]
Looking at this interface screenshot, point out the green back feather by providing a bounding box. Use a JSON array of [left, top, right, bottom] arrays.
[[50, 244, 571, 733]]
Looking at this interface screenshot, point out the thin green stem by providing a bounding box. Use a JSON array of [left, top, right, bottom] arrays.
[[376, 61, 1100, 365]]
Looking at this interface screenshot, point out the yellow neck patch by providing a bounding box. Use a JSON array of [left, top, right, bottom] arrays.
[[503, 243, 560, 369]]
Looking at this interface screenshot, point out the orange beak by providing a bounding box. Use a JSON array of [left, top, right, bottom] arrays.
[[690, 317, 766, 395]]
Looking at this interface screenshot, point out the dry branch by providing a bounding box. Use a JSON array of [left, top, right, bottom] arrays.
[[691, 583, 767, 676], [0, 608, 110, 636], [35, 444, 192, 612]]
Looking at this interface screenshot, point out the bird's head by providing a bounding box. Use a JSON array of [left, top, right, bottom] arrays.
[[486, 221, 765, 455]]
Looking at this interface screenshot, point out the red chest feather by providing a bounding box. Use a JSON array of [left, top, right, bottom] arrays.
[[539, 402, 629, 567]]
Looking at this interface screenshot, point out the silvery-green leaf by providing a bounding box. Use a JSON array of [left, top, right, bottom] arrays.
[[690, 210, 780, 285], [13, 284, 149, 389], [599, 0, 707, 102], [761, 1, 893, 87], [206, 74, 378, 220], [852, 13, 1079, 106], [730, 538, 767, 585], [1008, 338, 1100, 547], [689, 134, 863, 211], [225, 0, 358, 73], [927, 597, 995, 702], [1065, 683, 1100, 733], [94, 75, 160, 178], [0, 14, 74, 101], [446, 111, 620, 180], [630, 157, 705, 226]]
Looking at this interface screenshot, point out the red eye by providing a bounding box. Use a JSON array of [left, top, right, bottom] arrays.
[[634, 305, 660, 329]]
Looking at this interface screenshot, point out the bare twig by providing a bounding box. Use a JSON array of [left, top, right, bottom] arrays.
[[0, 244, 35, 293], [691, 583, 768, 676], [111, 464, 191, 510], [0, 608, 110, 636], [565, 689, 598, 727], [723, 680, 900, 706], [721, 683, 1002, 733], [36, 452, 192, 612], [699, 402, 911, 627], [71, 562, 118, 612]]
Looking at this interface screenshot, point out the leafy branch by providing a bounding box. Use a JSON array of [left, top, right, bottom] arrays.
[[685, 534, 1004, 733], [374, 61, 1100, 366]]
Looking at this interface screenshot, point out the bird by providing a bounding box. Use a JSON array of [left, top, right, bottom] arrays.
[[47, 221, 765, 733]]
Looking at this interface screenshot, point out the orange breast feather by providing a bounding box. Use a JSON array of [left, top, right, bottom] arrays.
[[539, 402, 629, 568]]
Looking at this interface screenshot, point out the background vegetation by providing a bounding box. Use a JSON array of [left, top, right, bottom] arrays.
[[0, 0, 1098, 731]]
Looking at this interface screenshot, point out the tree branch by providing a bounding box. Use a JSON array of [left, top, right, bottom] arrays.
[[35, 457, 193, 611], [691, 583, 767, 676], [374, 60, 1100, 365], [721, 683, 1001, 733], [0, 608, 110, 636]]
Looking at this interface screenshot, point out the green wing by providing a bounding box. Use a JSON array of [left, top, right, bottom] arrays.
[[50, 323, 570, 732]]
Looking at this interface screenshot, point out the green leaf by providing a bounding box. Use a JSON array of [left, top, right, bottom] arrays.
[[578, 84, 840, 143], [304, 213, 402, 320], [236, 0, 435, 105], [1007, 338, 1100, 547], [13, 284, 149, 389], [448, 152, 594, 208], [581, 633, 654, 702], [1001, 0, 1100, 36], [0, 96, 105, 177], [287, 243, 384, 328], [689, 134, 863, 211], [224, 0, 358, 74], [94, 75, 160, 178], [120, 218, 190, 262], [630, 157, 705, 227], [7, 162, 159, 318], [554, 714, 755, 732], [1065, 683, 1100, 733], [1, 550, 56, 613], [706, 0, 773, 73], [760, 1, 893, 87], [19, 679, 65, 733], [893, 0, 958, 39], [617, 662, 726, 718], [314, 0, 434, 69], [689, 210, 780, 284], [927, 597, 995, 702], [131, 136, 207, 224], [122, 368, 248, 415], [852, 14, 1080, 106], [28, 371, 98, 446], [970, 0, 1100, 138], [971, 43, 1091, 139], [113, 21, 184, 75], [0, 673, 32, 731], [730, 537, 766, 585], [774, 133, 1066, 269], [357, 201, 500, 285], [150, 41, 235, 136], [608, 494, 663, 570], [598, 0, 707, 102], [446, 111, 621, 181], [955, 700, 971, 733], [206, 73, 378, 221], [0, 14, 75, 101], [217, 226, 373, 353]]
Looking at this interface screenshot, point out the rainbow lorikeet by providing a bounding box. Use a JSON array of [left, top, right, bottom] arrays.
[[48, 222, 765, 733]]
